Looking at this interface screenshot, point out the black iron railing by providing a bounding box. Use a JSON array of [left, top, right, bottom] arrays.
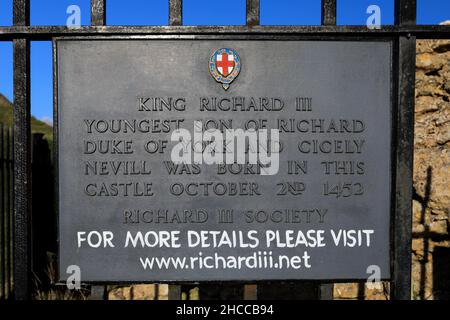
[[0, 0, 449, 300], [0, 124, 13, 300]]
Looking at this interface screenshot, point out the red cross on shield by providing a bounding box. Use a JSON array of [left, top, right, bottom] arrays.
[[216, 53, 235, 77]]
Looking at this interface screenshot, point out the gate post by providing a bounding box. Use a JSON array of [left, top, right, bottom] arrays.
[[319, 0, 337, 299], [169, 0, 182, 26], [321, 0, 336, 26], [166, 0, 184, 301], [391, 35, 415, 300], [392, 0, 416, 300], [89, 0, 108, 300], [91, 0, 106, 26], [246, 0, 260, 27], [13, 0, 32, 301]]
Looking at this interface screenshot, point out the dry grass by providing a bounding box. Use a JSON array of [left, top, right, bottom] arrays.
[[32, 252, 90, 300]]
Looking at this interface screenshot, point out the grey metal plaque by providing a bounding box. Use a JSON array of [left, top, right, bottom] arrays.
[[56, 39, 392, 282]]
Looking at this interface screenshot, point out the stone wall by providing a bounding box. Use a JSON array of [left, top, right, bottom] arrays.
[[411, 38, 450, 300], [107, 284, 168, 300]]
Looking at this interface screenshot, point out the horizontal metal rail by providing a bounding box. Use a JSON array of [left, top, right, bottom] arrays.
[[0, 25, 450, 40]]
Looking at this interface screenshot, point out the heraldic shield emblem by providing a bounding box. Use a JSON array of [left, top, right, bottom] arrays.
[[209, 48, 241, 90]]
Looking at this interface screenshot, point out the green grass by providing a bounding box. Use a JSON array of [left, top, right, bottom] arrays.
[[0, 94, 53, 147]]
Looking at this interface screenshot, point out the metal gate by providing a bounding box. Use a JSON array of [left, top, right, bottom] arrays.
[[0, 0, 449, 300]]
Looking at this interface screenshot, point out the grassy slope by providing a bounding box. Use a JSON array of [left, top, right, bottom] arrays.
[[0, 94, 53, 146]]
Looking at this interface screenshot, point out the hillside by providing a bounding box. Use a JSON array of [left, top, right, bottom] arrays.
[[0, 93, 53, 146]]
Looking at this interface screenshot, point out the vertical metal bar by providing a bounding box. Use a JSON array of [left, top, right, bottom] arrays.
[[89, 285, 106, 300], [169, 0, 182, 26], [168, 284, 182, 300], [246, 0, 260, 26], [1, 124, 5, 299], [395, 0, 417, 26], [319, 283, 334, 300], [392, 35, 415, 300], [5, 127, 11, 299], [91, 0, 106, 26], [393, 0, 416, 301], [244, 2, 258, 302], [13, 39, 31, 301], [167, 0, 181, 290], [13, 0, 29, 26], [357, 282, 366, 300], [243, 284, 257, 300], [9, 128, 14, 300], [13, 0, 31, 301], [321, 0, 337, 25]]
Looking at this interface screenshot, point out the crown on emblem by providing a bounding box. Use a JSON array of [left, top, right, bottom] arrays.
[[209, 48, 241, 90]]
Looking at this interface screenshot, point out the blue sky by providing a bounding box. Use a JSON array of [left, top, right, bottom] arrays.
[[0, 0, 450, 122]]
